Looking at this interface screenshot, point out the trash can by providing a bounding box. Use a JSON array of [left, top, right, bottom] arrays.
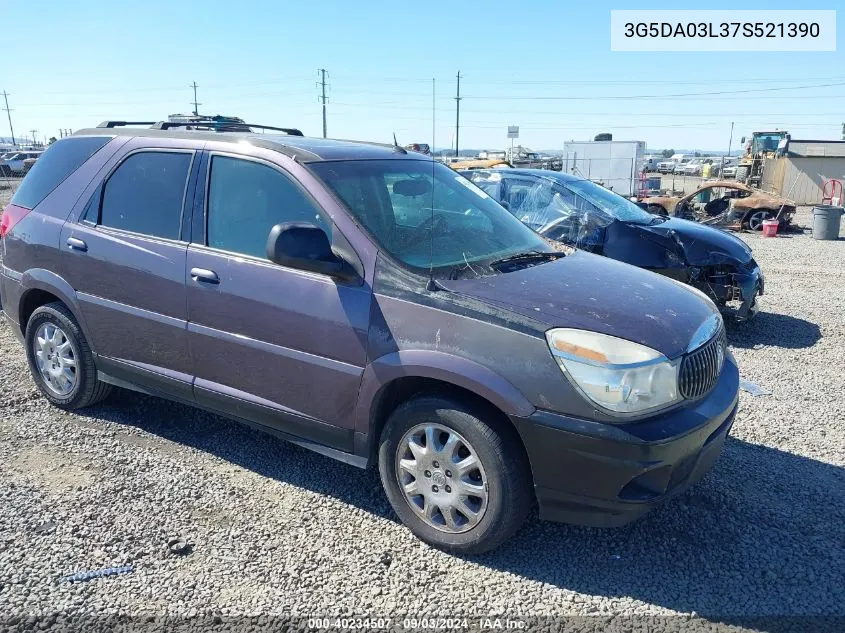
[[812, 205, 844, 240]]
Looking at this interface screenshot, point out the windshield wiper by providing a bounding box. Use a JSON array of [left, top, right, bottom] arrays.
[[490, 251, 566, 267]]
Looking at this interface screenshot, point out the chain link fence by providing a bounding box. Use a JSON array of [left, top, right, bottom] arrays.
[[0, 147, 34, 206], [1, 172, 23, 208]]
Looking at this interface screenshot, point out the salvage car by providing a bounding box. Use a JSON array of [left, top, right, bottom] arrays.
[[1, 124, 739, 554], [656, 158, 675, 174], [0, 150, 43, 176], [448, 157, 512, 170], [642, 180, 795, 231], [465, 169, 764, 321], [681, 158, 704, 176]]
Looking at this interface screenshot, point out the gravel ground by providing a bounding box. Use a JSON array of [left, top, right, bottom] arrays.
[[0, 202, 843, 632]]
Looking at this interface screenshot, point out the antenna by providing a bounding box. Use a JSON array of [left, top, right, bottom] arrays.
[[426, 154, 437, 291]]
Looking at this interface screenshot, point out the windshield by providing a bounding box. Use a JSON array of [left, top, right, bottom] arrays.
[[309, 160, 551, 278], [753, 133, 785, 153], [559, 178, 655, 224]]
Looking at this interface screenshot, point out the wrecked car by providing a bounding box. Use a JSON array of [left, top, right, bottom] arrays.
[[465, 169, 764, 321], [642, 180, 795, 232], [448, 157, 512, 171]]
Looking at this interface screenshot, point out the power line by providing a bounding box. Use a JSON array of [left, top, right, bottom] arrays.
[[190, 81, 201, 116], [17, 76, 316, 97], [459, 75, 845, 86], [462, 81, 845, 101], [2, 91, 15, 145]]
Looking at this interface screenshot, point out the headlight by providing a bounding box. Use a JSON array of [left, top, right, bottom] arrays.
[[545, 328, 681, 415]]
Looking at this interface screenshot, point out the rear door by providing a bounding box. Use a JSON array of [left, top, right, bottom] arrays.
[[60, 139, 200, 399], [185, 150, 370, 450]]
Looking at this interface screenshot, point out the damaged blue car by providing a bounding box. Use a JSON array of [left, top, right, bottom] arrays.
[[464, 169, 763, 321]]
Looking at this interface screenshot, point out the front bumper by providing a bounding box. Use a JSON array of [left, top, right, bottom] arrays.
[[511, 354, 739, 527], [698, 264, 764, 322]]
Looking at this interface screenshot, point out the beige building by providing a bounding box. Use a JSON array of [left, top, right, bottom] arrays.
[[761, 139, 845, 205]]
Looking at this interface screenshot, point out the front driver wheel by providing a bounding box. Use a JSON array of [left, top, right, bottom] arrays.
[[378, 394, 532, 554]]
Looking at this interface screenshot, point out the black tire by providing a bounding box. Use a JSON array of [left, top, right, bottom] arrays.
[[647, 204, 668, 216], [24, 302, 112, 409], [735, 165, 749, 182], [378, 394, 533, 554]]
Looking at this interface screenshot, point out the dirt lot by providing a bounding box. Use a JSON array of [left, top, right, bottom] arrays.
[[0, 201, 843, 631]]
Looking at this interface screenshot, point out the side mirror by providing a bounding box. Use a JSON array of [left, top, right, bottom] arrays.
[[266, 222, 357, 282]]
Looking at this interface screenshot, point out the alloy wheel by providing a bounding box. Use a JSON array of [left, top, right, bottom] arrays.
[[395, 423, 489, 533], [748, 211, 772, 231], [33, 322, 77, 396]]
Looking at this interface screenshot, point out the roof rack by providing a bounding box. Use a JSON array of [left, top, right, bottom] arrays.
[[151, 121, 303, 136], [96, 121, 157, 128], [95, 118, 304, 136]]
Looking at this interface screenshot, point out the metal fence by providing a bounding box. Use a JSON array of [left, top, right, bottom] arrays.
[[1, 172, 22, 201]]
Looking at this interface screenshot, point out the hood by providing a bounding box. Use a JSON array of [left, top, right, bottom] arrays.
[[639, 217, 753, 265], [439, 251, 719, 359]]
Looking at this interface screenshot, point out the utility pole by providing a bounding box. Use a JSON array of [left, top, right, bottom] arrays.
[[432, 78, 436, 154], [29, 129, 38, 145], [190, 82, 201, 116], [725, 121, 735, 175], [454, 71, 462, 157], [318, 69, 328, 138], [2, 91, 15, 146]]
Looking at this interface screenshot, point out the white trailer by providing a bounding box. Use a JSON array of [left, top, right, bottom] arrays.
[[562, 140, 647, 196]]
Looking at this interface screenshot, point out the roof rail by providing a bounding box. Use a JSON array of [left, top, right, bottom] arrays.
[[96, 121, 158, 128], [150, 120, 304, 136]]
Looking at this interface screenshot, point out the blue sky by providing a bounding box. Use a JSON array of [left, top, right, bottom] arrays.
[[4, 0, 842, 152]]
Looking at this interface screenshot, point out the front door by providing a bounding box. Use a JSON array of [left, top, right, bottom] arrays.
[[185, 151, 370, 450]]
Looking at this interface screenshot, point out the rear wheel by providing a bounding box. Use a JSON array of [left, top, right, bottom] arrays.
[[25, 302, 112, 409], [746, 210, 773, 231], [647, 204, 668, 216], [735, 165, 750, 182], [378, 394, 532, 554]]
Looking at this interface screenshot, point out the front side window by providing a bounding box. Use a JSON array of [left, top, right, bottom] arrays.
[[206, 155, 330, 259], [99, 151, 192, 239], [310, 160, 549, 277]]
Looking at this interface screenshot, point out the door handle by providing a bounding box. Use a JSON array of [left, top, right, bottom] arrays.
[[66, 237, 88, 252], [190, 267, 219, 284]]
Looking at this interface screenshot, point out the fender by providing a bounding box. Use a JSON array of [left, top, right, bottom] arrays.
[[354, 349, 536, 435], [18, 269, 93, 349]]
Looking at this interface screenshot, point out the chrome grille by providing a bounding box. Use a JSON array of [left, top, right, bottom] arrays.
[[679, 328, 726, 400]]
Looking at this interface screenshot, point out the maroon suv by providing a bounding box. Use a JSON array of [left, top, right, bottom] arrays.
[[0, 122, 739, 553]]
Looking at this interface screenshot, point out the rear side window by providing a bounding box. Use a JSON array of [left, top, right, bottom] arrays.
[[11, 136, 111, 210], [99, 151, 192, 240]]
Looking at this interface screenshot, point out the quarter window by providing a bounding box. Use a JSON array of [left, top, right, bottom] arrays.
[[99, 151, 192, 239], [206, 155, 330, 259], [11, 136, 111, 210]]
